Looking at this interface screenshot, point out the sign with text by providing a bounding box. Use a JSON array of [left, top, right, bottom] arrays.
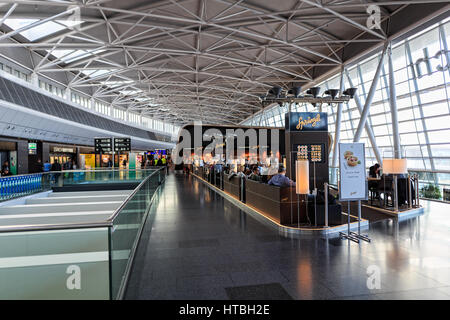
[[285, 112, 328, 132], [114, 137, 131, 152], [28, 142, 37, 155], [95, 138, 112, 153], [339, 143, 367, 201]]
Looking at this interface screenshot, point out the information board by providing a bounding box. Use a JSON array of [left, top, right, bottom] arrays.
[[114, 138, 131, 152], [95, 138, 112, 153], [339, 143, 367, 201]]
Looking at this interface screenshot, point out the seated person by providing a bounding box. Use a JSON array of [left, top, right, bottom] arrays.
[[268, 166, 295, 187], [228, 167, 246, 180], [368, 163, 381, 200], [248, 167, 262, 182], [369, 163, 381, 178]]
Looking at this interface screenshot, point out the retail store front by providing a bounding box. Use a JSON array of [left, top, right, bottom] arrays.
[[49, 145, 77, 169]]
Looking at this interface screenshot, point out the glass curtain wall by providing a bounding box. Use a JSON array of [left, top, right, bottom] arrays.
[[242, 19, 450, 197]]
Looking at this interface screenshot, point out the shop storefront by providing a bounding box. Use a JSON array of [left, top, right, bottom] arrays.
[[0, 141, 17, 175], [49, 145, 77, 169], [79, 146, 95, 170]]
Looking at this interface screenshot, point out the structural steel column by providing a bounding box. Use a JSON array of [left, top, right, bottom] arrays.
[[331, 66, 345, 168], [388, 44, 402, 159], [345, 69, 383, 164], [354, 43, 389, 142]]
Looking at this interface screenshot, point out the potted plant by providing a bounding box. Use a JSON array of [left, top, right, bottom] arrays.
[[420, 184, 442, 200]]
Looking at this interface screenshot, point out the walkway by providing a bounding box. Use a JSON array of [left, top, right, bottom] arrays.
[[125, 173, 450, 300]]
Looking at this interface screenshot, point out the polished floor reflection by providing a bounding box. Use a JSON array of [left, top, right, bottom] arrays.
[[125, 174, 450, 300]]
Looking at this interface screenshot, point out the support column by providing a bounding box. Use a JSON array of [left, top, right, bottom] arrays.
[[30, 72, 39, 87], [388, 43, 402, 159], [66, 87, 71, 103], [354, 43, 389, 142], [345, 70, 382, 164], [331, 66, 345, 169]]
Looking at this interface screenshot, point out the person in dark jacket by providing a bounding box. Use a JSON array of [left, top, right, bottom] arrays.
[[51, 160, 62, 184], [1, 161, 9, 175], [369, 163, 381, 178], [51, 159, 62, 172]]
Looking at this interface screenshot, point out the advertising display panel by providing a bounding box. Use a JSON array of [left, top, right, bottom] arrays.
[[339, 143, 367, 201]]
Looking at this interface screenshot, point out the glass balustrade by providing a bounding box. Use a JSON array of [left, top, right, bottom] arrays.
[[0, 168, 166, 299], [0, 169, 157, 202]]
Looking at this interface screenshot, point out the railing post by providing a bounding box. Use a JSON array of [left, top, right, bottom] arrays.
[[394, 175, 399, 212], [415, 174, 420, 207], [408, 175, 412, 209], [324, 182, 329, 228]]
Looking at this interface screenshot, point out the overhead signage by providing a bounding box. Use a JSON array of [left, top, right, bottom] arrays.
[[339, 143, 367, 201], [28, 142, 37, 155], [285, 112, 328, 132], [95, 138, 113, 153], [114, 137, 131, 152], [52, 147, 75, 153]]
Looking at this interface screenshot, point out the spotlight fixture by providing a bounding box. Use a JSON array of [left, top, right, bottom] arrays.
[[343, 88, 358, 98], [268, 86, 282, 98], [288, 86, 302, 98], [306, 87, 321, 98], [324, 89, 340, 99]]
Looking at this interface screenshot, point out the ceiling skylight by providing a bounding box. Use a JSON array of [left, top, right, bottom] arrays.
[[50, 49, 106, 64], [4, 18, 82, 41]]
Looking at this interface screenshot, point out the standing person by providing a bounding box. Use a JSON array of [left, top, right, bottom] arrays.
[[1, 161, 9, 175], [369, 163, 381, 178], [1, 167, 11, 176], [51, 159, 62, 172], [43, 160, 51, 172], [51, 159, 62, 185], [36, 159, 44, 173], [144, 159, 151, 169]]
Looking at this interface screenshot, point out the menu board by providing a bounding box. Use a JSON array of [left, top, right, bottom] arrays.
[[95, 138, 113, 153], [294, 144, 325, 163], [114, 138, 131, 152], [339, 143, 367, 201]]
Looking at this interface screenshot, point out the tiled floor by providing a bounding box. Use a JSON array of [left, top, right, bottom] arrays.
[[124, 173, 450, 300]]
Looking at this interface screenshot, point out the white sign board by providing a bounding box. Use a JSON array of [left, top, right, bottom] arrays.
[[339, 143, 367, 201]]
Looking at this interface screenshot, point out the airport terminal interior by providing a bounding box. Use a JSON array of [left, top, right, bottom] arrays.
[[0, 0, 449, 301]]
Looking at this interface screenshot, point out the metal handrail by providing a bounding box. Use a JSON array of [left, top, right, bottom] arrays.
[[0, 167, 165, 233], [407, 169, 450, 174], [0, 168, 158, 179], [107, 167, 164, 223]]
